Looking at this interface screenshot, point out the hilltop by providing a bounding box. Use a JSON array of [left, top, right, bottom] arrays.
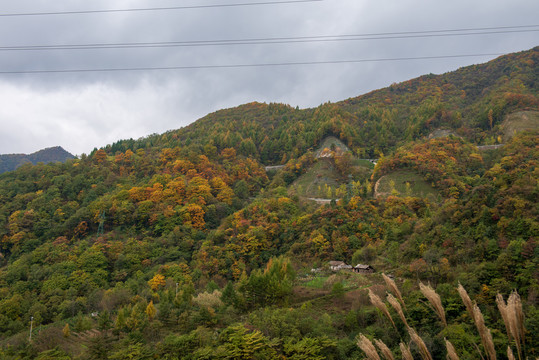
[[0, 47, 537, 359], [0, 146, 74, 174], [104, 47, 537, 164]]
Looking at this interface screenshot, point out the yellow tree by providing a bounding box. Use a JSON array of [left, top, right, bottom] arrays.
[[173, 159, 195, 174], [186, 176, 212, 204], [164, 178, 186, 203], [310, 232, 330, 257], [124, 149, 134, 161], [94, 149, 108, 163], [128, 186, 148, 202], [146, 301, 156, 321], [185, 203, 206, 230], [210, 176, 228, 195], [221, 147, 237, 162], [217, 187, 235, 205], [148, 183, 164, 203], [62, 323, 71, 338], [148, 274, 166, 291]]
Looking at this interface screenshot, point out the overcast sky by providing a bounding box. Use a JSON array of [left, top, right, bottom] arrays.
[[0, 0, 537, 155]]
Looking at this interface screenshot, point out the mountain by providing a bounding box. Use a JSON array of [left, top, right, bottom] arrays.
[[105, 47, 537, 163], [0, 146, 74, 174], [0, 48, 537, 359]]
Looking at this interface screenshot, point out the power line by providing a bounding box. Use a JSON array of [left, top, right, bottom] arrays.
[[0, 0, 323, 17], [0, 27, 537, 51], [0, 53, 504, 75]]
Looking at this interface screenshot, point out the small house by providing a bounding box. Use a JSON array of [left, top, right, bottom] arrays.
[[329, 261, 353, 272], [354, 264, 375, 274]]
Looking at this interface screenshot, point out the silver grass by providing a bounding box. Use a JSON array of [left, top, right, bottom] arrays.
[[374, 338, 395, 360], [445, 338, 460, 360], [400, 342, 414, 360], [472, 303, 497, 360], [507, 346, 515, 360], [419, 282, 447, 327], [408, 327, 433, 360], [496, 293, 512, 342], [357, 334, 381, 360], [507, 291, 525, 360], [508, 291, 524, 342], [485, 328, 496, 360], [368, 288, 397, 330], [457, 282, 475, 323], [383, 273, 406, 309], [387, 292, 408, 328]]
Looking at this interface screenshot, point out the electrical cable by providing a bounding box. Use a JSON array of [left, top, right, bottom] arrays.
[[0, 53, 505, 75], [0, 28, 536, 51], [0, 0, 324, 17], [0, 25, 536, 51]]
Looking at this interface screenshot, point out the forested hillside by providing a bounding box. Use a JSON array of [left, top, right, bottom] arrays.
[[105, 47, 538, 162], [0, 47, 537, 359]]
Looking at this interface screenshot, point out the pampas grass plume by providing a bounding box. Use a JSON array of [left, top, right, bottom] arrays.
[[419, 282, 447, 327], [503, 291, 525, 360], [472, 303, 497, 360], [445, 338, 460, 360], [408, 327, 433, 360], [400, 342, 414, 360], [383, 273, 406, 309], [374, 338, 395, 360], [496, 293, 512, 341], [457, 282, 475, 323], [508, 291, 525, 345], [357, 334, 381, 360], [507, 345, 515, 360], [387, 292, 408, 328], [369, 288, 397, 330]]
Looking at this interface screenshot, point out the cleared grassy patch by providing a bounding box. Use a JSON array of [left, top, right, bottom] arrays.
[[375, 170, 439, 200], [427, 129, 459, 139], [290, 158, 373, 198], [355, 159, 376, 169], [501, 111, 539, 142], [291, 159, 342, 198], [290, 136, 374, 198], [304, 276, 329, 289], [291, 159, 373, 199], [314, 136, 351, 157]]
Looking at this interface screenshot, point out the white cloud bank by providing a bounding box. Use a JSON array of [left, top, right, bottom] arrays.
[[0, 80, 198, 155], [0, 0, 537, 155]]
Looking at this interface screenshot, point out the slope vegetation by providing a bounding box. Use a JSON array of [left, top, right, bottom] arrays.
[[107, 47, 538, 162], [0, 48, 537, 359]]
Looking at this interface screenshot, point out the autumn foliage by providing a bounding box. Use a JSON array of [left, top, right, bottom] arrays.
[[0, 47, 537, 359]]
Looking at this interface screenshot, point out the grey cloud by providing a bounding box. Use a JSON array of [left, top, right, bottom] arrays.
[[0, 0, 537, 154]]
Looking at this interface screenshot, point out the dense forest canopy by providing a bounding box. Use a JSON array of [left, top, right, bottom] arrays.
[[0, 47, 537, 359]]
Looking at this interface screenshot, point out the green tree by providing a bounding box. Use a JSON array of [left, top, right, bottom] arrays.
[[234, 180, 249, 199], [239, 257, 295, 309], [221, 324, 278, 359]]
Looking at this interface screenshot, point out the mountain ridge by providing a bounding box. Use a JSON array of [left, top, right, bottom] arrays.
[[104, 47, 538, 164], [0, 146, 75, 174]]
